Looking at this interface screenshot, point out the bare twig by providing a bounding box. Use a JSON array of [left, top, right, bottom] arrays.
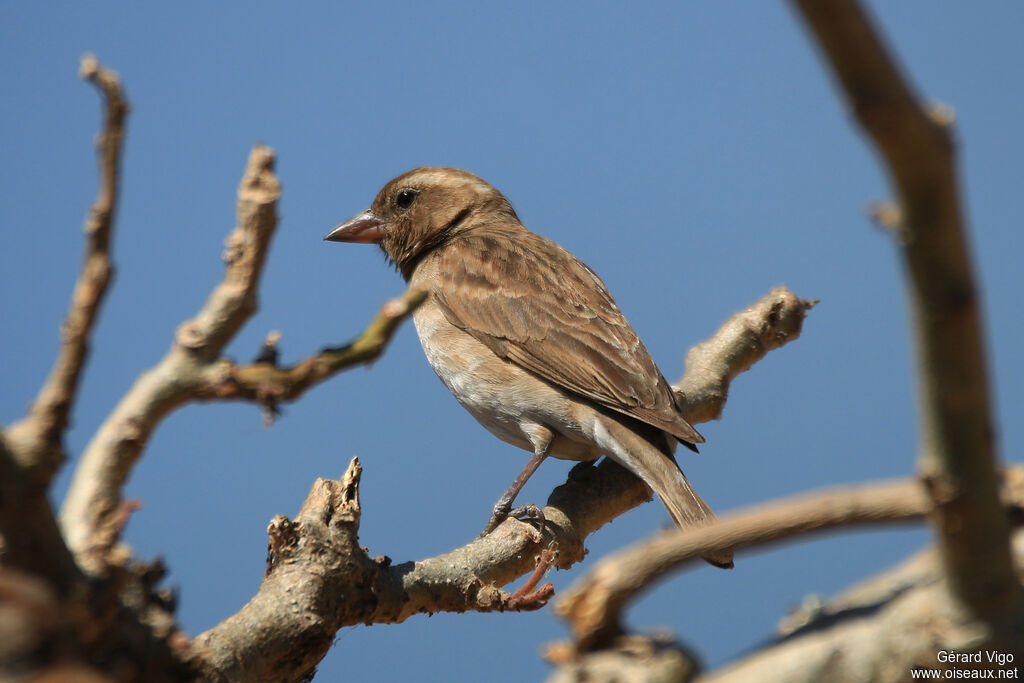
[[6, 55, 128, 482], [675, 287, 815, 424], [555, 469, 1024, 653], [194, 288, 427, 413], [791, 0, 1022, 629], [178, 147, 280, 360]]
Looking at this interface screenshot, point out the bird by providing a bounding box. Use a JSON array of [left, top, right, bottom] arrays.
[[325, 167, 732, 568]]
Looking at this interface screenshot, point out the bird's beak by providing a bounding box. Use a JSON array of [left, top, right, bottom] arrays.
[[324, 210, 386, 244]]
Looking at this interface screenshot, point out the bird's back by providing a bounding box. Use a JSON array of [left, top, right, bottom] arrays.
[[424, 221, 704, 447]]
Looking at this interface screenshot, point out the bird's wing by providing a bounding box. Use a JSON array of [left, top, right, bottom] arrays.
[[434, 226, 703, 445]]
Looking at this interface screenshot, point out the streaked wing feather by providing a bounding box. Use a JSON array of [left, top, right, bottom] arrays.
[[435, 226, 703, 444]]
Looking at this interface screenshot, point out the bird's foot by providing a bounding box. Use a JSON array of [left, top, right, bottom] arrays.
[[510, 503, 546, 530], [480, 502, 546, 537]]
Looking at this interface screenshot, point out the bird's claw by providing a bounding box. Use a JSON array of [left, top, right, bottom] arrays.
[[510, 503, 546, 530], [480, 502, 546, 537]]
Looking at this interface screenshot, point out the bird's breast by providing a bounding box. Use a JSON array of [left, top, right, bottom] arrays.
[[411, 296, 596, 460], [412, 299, 525, 428]]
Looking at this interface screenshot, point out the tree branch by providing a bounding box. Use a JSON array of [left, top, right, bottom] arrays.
[[193, 288, 427, 421], [177, 149, 281, 361], [549, 469, 1024, 675], [790, 0, 1022, 631], [59, 145, 282, 570], [0, 434, 81, 597], [6, 55, 127, 483], [55, 143, 430, 571], [554, 477, 932, 652], [676, 286, 815, 424], [187, 287, 811, 681], [702, 519, 1024, 683], [188, 458, 371, 682]]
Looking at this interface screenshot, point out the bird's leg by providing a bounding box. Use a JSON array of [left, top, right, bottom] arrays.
[[481, 438, 552, 536]]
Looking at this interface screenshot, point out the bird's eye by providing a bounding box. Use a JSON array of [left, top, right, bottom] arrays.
[[395, 188, 418, 209]]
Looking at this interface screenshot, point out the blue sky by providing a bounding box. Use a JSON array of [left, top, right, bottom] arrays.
[[2, 2, 1022, 680]]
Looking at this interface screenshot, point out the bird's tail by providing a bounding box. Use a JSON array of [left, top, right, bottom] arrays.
[[596, 416, 734, 569]]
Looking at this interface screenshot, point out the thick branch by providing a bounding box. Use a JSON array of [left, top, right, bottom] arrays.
[[189, 459, 685, 681], [6, 55, 127, 483], [0, 435, 81, 597], [59, 146, 281, 569], [189, 459, 371, 682], [791, 0, 1021, 628]]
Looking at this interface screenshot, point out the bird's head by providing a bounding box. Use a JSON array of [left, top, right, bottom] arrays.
[[325, 167, 518, 279]]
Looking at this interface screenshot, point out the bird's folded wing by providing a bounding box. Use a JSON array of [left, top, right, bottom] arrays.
[[434, 227, 703, 445]]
